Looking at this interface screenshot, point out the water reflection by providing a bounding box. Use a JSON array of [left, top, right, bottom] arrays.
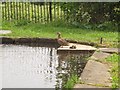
[[56, 53, 89, 88], [1, 44, 91, 88]]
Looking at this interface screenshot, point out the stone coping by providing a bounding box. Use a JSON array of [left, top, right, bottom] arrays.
[[57, 43, 96, 54], [99, 48, 120, 53], [0, 37, 96, 47], [0, 30, 12, 34]]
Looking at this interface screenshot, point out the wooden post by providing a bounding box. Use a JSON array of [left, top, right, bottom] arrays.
[[34, 4, 37, 23], [31, 4, 34, 21], [100, 37, 103, 44], [28, 2, 30, 21], [54, 2, 56, 21], [2, 2, 4, 20], [10, 2, 13, 20], [25, 2, 27, 20], [5, 2, 7, 20], [57, 2, 59, 19], [40, 5, 42, 22], [22, 2, 24, 19], [16, 2, 18, 20], [19, 2, 21, 20], [49, 2, 52, 21], [7, 2, 10, 20], [46, 3, 49, 22], [37, 4, 39, 22], [43, 3, 45, 23]]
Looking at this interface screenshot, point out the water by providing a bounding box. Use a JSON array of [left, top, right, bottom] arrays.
[[1, 44, 90, 88]]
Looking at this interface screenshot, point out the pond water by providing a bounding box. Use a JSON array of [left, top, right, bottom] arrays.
[[1, 44, 90, 88]]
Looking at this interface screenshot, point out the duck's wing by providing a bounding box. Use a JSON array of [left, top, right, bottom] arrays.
[[58, 38, 69, 46]]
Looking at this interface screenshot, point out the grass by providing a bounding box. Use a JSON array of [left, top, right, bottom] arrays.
[[105, 54, 119, 89], [1, 20, 119, 88], [1, 20, 118, 47], [63, 74, 79, 89]]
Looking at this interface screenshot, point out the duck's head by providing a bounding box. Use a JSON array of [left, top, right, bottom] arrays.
[[57, 32, 61, 35], [57, 32, 61, 38]]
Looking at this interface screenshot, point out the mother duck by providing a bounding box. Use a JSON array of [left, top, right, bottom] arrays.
[[57, 32, 69, 47]]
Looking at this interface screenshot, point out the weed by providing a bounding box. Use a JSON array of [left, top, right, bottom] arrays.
[[64, 74, 79, 89]]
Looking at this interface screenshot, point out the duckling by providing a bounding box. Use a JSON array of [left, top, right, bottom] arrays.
[[70, 45, 76, 49], [57, 32, 69, 47]]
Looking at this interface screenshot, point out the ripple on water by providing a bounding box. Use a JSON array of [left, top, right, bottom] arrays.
[[2, 44, 89, 88]]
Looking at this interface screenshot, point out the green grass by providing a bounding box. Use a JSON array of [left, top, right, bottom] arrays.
[[1, 20, 118, 47], [105, 54, 119, 89], [64, 74, 79, 89]]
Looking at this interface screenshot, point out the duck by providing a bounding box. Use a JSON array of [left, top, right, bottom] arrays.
[[57, 32, 69, 47], [69, 45, 76, 49]]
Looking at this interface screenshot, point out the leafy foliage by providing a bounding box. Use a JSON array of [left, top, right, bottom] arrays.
[[59, 2, 120, 25]]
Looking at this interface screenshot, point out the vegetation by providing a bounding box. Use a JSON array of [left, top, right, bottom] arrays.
[[105, 54, 119, 89], [1, 2, 119, 47], [60, 2, 119, 24], [2, 2, 120, 25], [63, 74, 79, 89], [1, 20, 118, 47]]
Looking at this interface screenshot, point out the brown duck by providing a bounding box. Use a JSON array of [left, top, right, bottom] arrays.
[[57, 32, 69, 47]]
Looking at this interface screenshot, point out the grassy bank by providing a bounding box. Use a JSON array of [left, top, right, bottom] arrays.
[[105, 54, 119, 89], [1, 20, 118, 47]]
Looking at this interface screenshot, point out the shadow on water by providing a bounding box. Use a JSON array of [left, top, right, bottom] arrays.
[[1, 44, 93, 88]]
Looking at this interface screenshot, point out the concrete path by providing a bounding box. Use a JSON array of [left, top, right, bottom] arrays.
[[99, 48, 120, 54], [74, 50, 114, 88], [80, 60, 111, 87], [0, 30, 11, 34], [90, 51, 111, 60], [74, 60, 112, 88]]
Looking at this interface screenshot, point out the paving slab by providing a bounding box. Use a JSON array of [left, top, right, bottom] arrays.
[[57, 43, 96, 51], [0, 30, 11, 34], [90, 51, 111, 60], [57, 43, 96, 55], [80, 60, 111, 87], [99, 48, 120, 53]]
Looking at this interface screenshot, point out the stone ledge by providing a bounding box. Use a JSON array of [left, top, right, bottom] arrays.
[[99, 48, 120, 54], [80, 60, 111, 87], [0, 37, 97, 46], [74, 57, 112, 88], [57, 43, 96, 55], [90, 51, 111, 60], [0, 30, 12, 34]]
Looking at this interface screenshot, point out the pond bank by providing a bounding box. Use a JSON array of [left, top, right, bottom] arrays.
[[1, 37, 97, 46], [74, 49, 119, 89]]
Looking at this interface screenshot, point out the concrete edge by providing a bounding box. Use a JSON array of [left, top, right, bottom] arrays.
[[0, 37, 97, 46]]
